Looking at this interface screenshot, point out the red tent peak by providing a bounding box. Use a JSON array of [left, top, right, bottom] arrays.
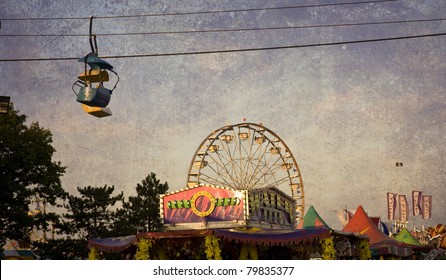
[[342, 205, 393, 245]]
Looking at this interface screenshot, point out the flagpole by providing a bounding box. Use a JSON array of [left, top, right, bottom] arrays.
[[395, 162, 403, 232]]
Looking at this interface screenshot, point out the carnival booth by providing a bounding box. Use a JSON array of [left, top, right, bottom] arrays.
[[393, 227, 433, 259], [88, 185, 332, 260], [297, 205, 370, 259], [342, 206, 413, 259]]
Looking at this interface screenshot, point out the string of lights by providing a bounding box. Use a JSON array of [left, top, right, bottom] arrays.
[[0, 32, 444, 62], [1, 18, 444, 37], [0, 0, 397, 21]]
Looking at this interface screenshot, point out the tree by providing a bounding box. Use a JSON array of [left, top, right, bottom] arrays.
[[0, 105, 66, 248], [62, 185, 123, 239], [113, 173, 169, 235]]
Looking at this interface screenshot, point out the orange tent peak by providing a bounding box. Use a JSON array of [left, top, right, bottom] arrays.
[[342, 205, 392, 245]]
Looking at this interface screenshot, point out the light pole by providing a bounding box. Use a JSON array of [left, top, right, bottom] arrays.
[[0, 96, 11, 114], [395, 162, 403, 232]]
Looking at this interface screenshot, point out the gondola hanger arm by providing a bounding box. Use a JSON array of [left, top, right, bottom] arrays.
[[89, 16, 98, 54]]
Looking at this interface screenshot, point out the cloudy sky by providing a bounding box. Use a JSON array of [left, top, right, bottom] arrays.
[[1, 0, 445, 229]]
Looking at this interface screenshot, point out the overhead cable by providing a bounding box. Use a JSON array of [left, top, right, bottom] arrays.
[[1, 18, 444, 37], [0, 0, 397, 21], [0, 31, 444, 62]]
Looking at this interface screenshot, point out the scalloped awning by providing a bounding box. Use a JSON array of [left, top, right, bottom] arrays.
[[89, 228, 331, 252], [88, 235, 138, 252], [213, 227, 331, 246]]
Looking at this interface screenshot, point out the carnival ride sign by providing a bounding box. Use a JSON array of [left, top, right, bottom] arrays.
[[161, 185, 248, 230]]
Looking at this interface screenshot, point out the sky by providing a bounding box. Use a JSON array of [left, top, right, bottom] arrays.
[[0, 0, 445, 230]]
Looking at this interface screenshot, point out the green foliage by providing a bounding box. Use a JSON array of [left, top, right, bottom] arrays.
[[135, 238, 152, 260], [0, 105, 66, 248], [88, 247, 101, 260], [319, 237, 336, 260], [62, 185, 123, 239], [112, 173, 168, 235], [357, 239, 372, 260], [205, 236, 222, 260]]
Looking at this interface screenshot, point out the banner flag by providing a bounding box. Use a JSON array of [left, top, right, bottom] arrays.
[[422, 195, 432, 219], [412, 191, 422, 216], [399, 195, 409, 222], [387, 192, 397, 220]]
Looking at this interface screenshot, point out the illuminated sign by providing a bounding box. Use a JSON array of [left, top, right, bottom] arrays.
[[161, 185, 247, 230]]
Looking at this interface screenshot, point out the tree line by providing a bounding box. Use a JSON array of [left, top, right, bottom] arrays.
[[0, 105, 169, 259]]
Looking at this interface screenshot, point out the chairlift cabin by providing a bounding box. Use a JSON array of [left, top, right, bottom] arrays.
[[73, 52, 118, 108], [72, 17, 119, 118]]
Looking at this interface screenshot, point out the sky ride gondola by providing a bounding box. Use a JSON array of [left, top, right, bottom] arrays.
[[72, 16, 119, 118]]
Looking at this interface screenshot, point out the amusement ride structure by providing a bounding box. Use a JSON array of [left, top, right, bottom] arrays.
[[186, 122, 305, 224]]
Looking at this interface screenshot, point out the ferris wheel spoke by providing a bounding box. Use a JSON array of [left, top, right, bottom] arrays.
[[253, 161, 284, 188], [254, 154, 286, 187], [250, 148, 284, 187], [269, 174, 292, 188], [238, 129, 261, 188], [214, 147, 246, 188], [215, 141, 242, 185], [245, 140, 274, 186], [216, 134, 236, 167], [202, 161, 235, 188], [199, 172, 232, 188], [204, 151, 241, 187], [217, 129, 246, 187]]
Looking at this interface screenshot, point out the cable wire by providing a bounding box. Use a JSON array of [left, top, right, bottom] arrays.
[[0, 0, 397, 21], [1, 18, 444, 37], [0, 32, 444, 62]]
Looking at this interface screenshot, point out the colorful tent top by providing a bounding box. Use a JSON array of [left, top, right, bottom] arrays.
[[394, 227, 422, 246], [88, 235, 137, 252], [342, 205, 412, 257], [393, 227, 433, 252], [296, 205, 330, 229]]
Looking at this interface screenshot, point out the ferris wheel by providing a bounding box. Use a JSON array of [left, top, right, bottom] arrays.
[[186, 122, 305, 221]]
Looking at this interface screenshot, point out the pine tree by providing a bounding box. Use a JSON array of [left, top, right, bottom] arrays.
[[62, 185, 123, 239], [113, 173, 168, 235]]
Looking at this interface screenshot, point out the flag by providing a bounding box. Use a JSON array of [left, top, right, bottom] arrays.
[[399, 195, 409, 222], [387, 192, 397, 220], [412, 190, 422, 216], [422, 195, 432, 219]]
